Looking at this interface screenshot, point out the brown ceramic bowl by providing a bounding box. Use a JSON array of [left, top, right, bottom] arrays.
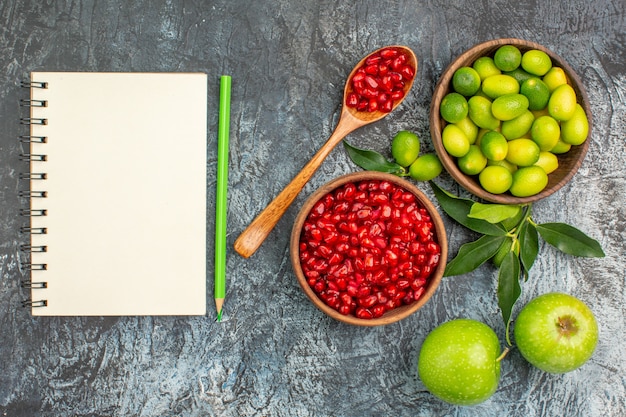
[[429, 38, 592, 204], [290, 171, 448, 326]]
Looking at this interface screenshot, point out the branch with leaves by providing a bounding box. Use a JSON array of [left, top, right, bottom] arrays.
[[429, 182, 604, 344]]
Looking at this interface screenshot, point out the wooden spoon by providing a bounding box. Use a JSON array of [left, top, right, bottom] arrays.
[[234, 45, 418, 258]]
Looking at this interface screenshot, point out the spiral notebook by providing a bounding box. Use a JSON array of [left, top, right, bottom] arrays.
[[20, 72, 208, 316]]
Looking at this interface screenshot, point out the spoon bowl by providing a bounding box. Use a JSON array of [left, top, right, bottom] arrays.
[[234, 45, 417, 258]]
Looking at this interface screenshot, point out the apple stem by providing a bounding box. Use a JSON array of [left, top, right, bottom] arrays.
[[496, 347, 510, 362]]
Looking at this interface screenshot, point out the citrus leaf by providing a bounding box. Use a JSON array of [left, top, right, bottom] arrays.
[[430, 182, 507, 236], [536, 222, 605, 258], [469, 202, 521, 224], [497, 250, 521, 346], [343, 141, 404, 174], [519, 220, 538, 278], [444, 235, 507, 276]]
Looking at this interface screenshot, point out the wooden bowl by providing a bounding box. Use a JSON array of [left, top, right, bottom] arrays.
[[429, 38, 592, 204], [290, 171, 448, 326]]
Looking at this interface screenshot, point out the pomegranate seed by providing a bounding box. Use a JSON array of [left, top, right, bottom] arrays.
[[346, 93, 359, 108]]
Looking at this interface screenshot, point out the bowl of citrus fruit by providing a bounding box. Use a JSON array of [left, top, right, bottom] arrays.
[[429, 38, 592, 204], [290, 171, 448, 326]]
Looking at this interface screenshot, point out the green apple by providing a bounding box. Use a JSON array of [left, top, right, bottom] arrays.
[[514, 292, 598, 374], [418, 319, 503, 406]]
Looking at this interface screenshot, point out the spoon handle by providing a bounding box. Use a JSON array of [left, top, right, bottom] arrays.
[[234, 114, 360, 258]]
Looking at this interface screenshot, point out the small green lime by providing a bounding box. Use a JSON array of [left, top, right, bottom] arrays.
[[492, 94, 530, 121], [494, 45, 522, 72], [391, 131, 421, 167], [457, 145, 487, 175], [440, 92, 469, 123], [452, 66, 482, 96], [468, 95, 500, 130], [454, 116, 479, 145], [548, 84, 577, 121], [510, 166, 549, 197], [521, 49, 552, 76], [501, 110, 535, 140], [534, 151, 559, 174], [479, 165, 513, 194], [542, 66, 568, 92], [506, 138, 541, 167], [473, 56, 502, 80], [482, 74, 520, 99], [550, 139, 572, 154], [480, 130, 508, 161], [520, 77, 551, 111], [409, 153, 443, 181], [560, 104, 589, 145], [442, 124, 471, 157], [504, 68, 534, 85], [531, 116, 561, 151]]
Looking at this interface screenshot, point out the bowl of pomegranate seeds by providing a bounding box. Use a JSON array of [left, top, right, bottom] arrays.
[[290, 171, 448, 326]]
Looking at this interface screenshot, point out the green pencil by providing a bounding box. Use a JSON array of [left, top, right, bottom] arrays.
[[215, 75, 231, 321]]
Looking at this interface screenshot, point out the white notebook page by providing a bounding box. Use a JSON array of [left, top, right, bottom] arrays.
[[27, 72, 207, 316]]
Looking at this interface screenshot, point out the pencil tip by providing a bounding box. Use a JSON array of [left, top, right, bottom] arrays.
[[216, 309, 222, 322]]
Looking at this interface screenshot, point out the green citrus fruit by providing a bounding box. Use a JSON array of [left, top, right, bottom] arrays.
[[409, 153, 443, 181], [521, 49, 552, 76], [440, 92, 469, 123], [494, 45, 522, 72], [482, 74, 520, 98], [492, 94, 530, 121], [454, 116, 479, 144], [520, 77, 551, 111], [531, 115, 561, 151], [468, 96, 500, 130], [391, 131, 421, 167], [488, 158, 518, 173], [442, 124, 471, 157], [480, 130, 508, 161], [479, 165, 513, 194], [501, 110, 535, 140], [506, 138, 540, 166], [453, 66, 482, 96], [472, 56, 501, 80], [542, 66, 568, 92], [504, 67, 534, 85], [550, 139, 572, 154], [548, 83, 577, 121], [560, 104, 589, 145], [457, 145, 487, 175], [510, 166, 549, 197], [534, 151, 559, 174]]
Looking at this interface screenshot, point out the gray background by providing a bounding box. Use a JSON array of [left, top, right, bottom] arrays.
[[1, 1, 625, 416]]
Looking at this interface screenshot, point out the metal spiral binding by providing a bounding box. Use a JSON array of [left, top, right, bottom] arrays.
[[21, 281, 48, 289], [20, 81, 48, 89], [21, 299, 48, 308], [20, 244, 47, 253], [20, 99, 47, 107], [20, 78, 49, 309], [19, 135, 47, 144]]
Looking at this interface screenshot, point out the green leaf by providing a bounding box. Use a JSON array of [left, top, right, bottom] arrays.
[[444, 235, 507, 276], [343, 141, 404, 174], [469, 203, 522, 224], [518, 220, 538, 278], [535, 222, 605, 258], [430, 182, 507, 236], [497, 250, 521, 346]]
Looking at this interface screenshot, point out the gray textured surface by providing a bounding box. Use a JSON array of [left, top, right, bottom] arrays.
[[1, 1, 625, 416]]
